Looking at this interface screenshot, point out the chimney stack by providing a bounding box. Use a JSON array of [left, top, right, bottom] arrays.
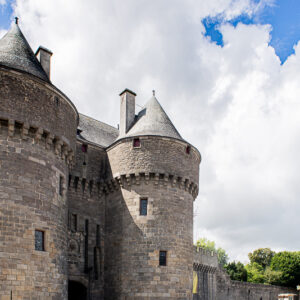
[[35, 46, 53, 79], [119, 89, 136, 136]]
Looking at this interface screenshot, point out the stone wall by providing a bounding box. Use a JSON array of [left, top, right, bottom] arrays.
[[105, 136, 200, 299], [193, 248, 297, 300], [0, 68, 77, 300], [67, 141, 109, 299]]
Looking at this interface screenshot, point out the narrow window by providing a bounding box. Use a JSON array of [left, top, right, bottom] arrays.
[[94, 247, 99, 280], [140, 198, 148, 216], [133, 138, 141, 148], [71, 214, 77, 232], [59, 176, 64, 196], [96, 224, 100, 247], [55, 96, 60, 106], [159, 250, 167, 266], [81, 144, 88, 153], [186, 145, 191, 154], [84, 219, 89, 273], [35, 230, 45, 251]]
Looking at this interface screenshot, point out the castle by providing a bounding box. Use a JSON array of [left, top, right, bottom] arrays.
[[0, 20, 297, 300]]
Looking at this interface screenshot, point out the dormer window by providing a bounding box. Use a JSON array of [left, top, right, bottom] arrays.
[[81, 144, 88, 153], [133, 138, 141, 148], [186, 145, 191, 154]]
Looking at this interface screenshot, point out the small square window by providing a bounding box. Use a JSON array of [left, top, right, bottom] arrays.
[[35, 230, 45, 251], [81, 144, 88, 153], [159, 251, 167, 266], [140, 198, 148, 216], [133, 138, 141, 148]]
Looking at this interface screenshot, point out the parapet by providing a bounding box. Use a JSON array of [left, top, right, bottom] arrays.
[[193, 246, 219, 269]]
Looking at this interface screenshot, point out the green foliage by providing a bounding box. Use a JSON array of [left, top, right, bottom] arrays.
[[217, 247, 229, 267], [270, 251, 300, 287], [225, 261, 247, 282], [195, 238, 229, 266], [195, 241, 300, 288], [245, 262, 265, 284], [248, 248, 275, 269], [196, 238, 216, 252], [264, 267, 282, 285]]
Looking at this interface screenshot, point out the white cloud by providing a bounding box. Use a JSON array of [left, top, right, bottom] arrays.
[[9, 0, 300, 261], [0, 0, 6, 6]]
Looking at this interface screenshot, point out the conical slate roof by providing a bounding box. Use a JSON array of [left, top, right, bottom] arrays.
[[123, 96, 184, 141], [0, 21, 49, 82]]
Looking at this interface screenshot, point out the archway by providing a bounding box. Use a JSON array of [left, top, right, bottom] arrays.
[[68, 280, 87, 300]]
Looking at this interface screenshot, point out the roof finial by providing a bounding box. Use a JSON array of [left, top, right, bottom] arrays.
[[15, 17, 19, 25], [152, 90, 155, 96]]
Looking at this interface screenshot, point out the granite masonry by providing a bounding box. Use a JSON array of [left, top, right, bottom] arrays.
[[0, 20, 297, 300]]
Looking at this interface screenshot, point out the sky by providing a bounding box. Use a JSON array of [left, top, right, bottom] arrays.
[[1, 0, 300, 263]]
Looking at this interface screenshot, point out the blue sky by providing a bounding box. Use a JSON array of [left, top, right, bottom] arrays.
[[1, 0, 300, 63], [0, 0, 14, 30], [203, 0, 300, 63], [1, 0, 300, 261]]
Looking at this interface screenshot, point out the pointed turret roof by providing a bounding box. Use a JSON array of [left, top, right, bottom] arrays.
[[122, 95, 184, 141], [0, 20, 49, 82]]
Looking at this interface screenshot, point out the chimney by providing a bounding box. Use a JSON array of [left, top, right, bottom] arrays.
[[35, 46, 53, 79], [119, 89, 136, 135]]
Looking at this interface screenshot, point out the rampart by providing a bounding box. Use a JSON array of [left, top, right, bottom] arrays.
[[193, 247, 298, 300]]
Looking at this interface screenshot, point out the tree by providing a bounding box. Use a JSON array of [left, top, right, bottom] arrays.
[[195, 238, 229, 266], [217, 247, 229, 267], [248, 248, 275, 269], [264, 267, 282, 285], [245, 262, 265, 283], [196, 238, 216, 252], [270, 251, 300, 287], [225, 261, 248, 282]]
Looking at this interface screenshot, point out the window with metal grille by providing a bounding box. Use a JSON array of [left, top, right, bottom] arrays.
[[159, 251, 167, 266], [35, 230, 45, 251], [133, 138, 141, 148], [140, 198, 148, 216]]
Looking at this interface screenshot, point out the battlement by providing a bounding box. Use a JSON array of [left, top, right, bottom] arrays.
[[68, 172, 199, 198], [193, 246, 219, 269], [0, 117, 74, 165]]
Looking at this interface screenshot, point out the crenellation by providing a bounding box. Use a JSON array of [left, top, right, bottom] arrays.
[[2, 20, 294, 300]]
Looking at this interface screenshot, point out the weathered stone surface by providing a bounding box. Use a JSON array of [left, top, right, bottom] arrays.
[[0, 68, 77, 299], [105, 137, 200, 299], [193, 248, 298, 300]]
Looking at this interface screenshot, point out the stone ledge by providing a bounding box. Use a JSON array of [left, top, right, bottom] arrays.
[[0, 117, 74, 166], [68, 172, 199, 199]]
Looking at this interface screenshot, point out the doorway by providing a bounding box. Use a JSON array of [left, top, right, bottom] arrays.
[[68, 280, 87, 300]]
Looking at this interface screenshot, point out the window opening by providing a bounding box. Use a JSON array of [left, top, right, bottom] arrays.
[[96, 224, 100, 247], [140, 198, 148, 216], [59, 175, 64, 196], [159, 251, 167, 266], [186, 145, 191, 154], [35, 230, 45, 251], [81, 144, 88, 153], [71, 214, 77, 232], [133, 138, 141, 148], [55, 96, 60, 106]]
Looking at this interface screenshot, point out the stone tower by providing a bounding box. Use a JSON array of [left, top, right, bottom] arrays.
[[0, 20, 78, 299], [105, 89, 201, 299]]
